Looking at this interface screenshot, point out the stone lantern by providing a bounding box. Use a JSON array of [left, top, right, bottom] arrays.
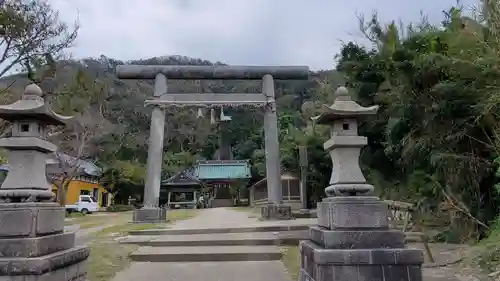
[[313, 86, 378, 198], [0, 84, 89, 281], [299, 87, 423, 281]]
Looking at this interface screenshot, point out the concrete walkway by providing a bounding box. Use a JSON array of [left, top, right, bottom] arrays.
[[168, 207, 315, 229], [112, 208, 315, 281], [172, 207, 261, 228]]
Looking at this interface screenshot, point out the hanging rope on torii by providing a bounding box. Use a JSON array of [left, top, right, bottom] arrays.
[[199, 106, 230, 125]]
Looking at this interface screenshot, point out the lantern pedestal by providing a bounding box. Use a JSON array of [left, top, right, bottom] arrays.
[[0, 203, 90, 281], [300, 197, 423, 281]]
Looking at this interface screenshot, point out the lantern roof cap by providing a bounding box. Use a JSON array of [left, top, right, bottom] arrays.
[[312, 86, 379, 124], [0, 84, 73, 125]]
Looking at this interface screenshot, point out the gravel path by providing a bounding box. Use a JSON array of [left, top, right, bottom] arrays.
[[64, 212, 132, 245]]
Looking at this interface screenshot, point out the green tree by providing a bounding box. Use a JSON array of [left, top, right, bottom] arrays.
[[99, 160, 146, 204], [0, 0, 78, 78], [334, 5, 500, 240]]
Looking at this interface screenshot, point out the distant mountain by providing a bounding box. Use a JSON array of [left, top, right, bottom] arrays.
[[0, 55, 344, 165]]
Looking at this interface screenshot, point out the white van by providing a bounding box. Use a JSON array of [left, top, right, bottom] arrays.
[[65, 195, 99, 214]]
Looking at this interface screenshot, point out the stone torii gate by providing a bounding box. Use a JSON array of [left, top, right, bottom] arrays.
[[116, 65, 309, 222]]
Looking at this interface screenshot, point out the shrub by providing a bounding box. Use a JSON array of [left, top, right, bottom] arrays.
[[106, 204, 135, 212]]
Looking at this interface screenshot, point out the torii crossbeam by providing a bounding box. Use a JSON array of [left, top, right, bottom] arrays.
[[145, 93, 267, 107]]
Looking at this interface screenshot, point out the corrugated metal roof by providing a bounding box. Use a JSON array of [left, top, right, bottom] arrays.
[[46, 153, 101, 176], [2, 153, 101, 177], [195, 160, 251, 180], [162, 167, 201, 186]]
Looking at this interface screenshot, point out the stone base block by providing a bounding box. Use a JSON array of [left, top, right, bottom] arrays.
[[133, 208, 167, 223], [0, 203, 64, 238], [317, 196, 389, 230], [308, 226, 405, 249], [0, 260, 87, 281], [299, 240, 423, 281], [0, 232, 75, 258], [294, 209, 316, 219], [299, 263, 422, 281], [260, 203, 293, 220], [0, 245, 89, 281]]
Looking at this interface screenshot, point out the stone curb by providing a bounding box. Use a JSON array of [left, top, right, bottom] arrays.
[[130, 249, 282, 262], [129, 224, 310, 236]]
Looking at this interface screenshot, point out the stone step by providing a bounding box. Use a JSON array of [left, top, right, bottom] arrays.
[[130, 245, 282, 262], [121, 230, 309, 247], [112, 261, 292, 281], [128, 224, 310, 236]]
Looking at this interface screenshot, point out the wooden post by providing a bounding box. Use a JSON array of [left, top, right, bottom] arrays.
[[193, 190, 197, 209], [287, 179, 291, 201], [167, 191, 171, 208], [299, 146, 308, 210]]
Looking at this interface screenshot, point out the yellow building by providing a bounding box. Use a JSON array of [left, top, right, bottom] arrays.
[[51, 175, 111, 208], [47, 154, 112, 208], [0, 155, 112, 208]]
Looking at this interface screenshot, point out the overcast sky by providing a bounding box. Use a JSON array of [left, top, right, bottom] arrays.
[[49, 0, 478, 70]]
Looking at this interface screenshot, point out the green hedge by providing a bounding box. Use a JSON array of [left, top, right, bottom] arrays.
[[106, 204, 135, 212]]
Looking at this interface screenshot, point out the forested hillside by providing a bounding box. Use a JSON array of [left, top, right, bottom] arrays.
[[0, 54, 339, 204]]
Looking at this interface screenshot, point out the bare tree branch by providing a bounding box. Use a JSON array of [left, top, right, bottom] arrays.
[[46, 68, 114, 206], [0, 0, 78, 78]]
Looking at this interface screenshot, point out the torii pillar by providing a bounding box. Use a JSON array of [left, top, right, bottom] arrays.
[[136, 74, 168, 223]]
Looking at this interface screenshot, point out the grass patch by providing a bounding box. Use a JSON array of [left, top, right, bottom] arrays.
[[65, 212, 134, 229], [86, 209, 198, 281], [95, 223, 167, 238], [64, 212, 87, 225], [87, 240, 137, 281], [468, 218, 500, 273], [78, 221, 107, 230], [281, 246, 300, 280], [66, 212, 86, 218]]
